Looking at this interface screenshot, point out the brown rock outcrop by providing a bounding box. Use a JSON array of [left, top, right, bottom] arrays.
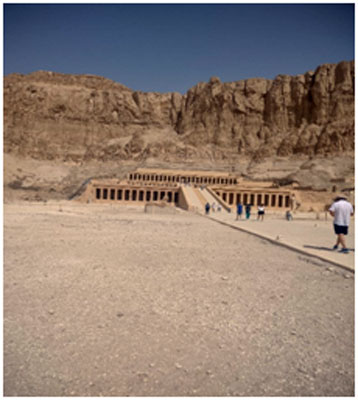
[[4, 61, 354, 164], [176, 61, 354, 159]]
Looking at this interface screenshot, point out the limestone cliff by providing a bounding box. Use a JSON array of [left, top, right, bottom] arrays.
[[176, 61, 354, 159], [4, 61, 354, 164]]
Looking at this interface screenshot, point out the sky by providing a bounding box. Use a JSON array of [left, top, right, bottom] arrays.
[[3, 3, 355, 94]]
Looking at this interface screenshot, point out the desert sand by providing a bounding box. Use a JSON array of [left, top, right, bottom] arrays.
[[4, 202, 354, 396]]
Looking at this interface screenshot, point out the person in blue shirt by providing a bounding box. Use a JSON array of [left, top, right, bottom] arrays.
[[236, 202, 243, 220]]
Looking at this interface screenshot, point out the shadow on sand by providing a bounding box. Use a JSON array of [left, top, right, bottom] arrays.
[[304, 245, 355, 252]]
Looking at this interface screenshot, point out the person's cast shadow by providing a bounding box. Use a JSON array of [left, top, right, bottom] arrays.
[[304, 245, 355, 252]]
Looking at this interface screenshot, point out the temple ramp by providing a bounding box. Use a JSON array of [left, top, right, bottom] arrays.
[[180, 185, 206, 213], [200, 187, 230, 213]]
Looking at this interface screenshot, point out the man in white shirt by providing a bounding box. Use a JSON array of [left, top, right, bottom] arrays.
[[329, 196, 354, 253]]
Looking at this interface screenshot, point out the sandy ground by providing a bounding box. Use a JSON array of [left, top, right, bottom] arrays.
[[4, 202, 354, 396]]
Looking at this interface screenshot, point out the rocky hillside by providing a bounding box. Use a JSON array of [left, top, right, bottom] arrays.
[[178, 61, 354, 160], [4, 61, 354, 163], [3, 61, 355, 202]]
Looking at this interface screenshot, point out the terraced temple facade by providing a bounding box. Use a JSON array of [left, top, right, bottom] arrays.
[[79, 168, 296, 213]]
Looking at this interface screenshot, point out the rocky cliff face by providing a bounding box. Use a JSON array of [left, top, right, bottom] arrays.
[[4, 61, 354, 164], [176, 61, 354, 160]]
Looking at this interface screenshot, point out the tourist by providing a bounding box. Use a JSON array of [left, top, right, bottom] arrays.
[[286, 210, 293, 221], [245, 203, 251, 220], [329, 195, 354, 253], [236, 202, 243, 220], [212, 202, 216, 212], [205, 202, 210, 215], [257, 204, 265, 221]]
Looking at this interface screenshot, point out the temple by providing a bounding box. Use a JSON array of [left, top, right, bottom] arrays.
[[78, 168, 299, 213]]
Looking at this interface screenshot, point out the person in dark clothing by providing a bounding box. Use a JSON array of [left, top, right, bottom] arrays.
[[205, 202, 210, 215], [286, 210, 293, 221], [245, 204, 251, 220]]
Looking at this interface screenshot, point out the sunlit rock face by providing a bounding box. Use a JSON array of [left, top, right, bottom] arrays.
[[4, 60, 354, 163]]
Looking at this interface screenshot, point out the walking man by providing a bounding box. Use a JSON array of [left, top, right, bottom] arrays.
[[329, 195, 354, 253], [236, 202, 243, 220]]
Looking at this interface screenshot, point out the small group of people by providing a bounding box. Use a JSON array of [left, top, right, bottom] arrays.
[[235, 195, 354, 254], [206, 194, 354, 255], [236, 202, 265, 221], [205, 202, 222, 215]]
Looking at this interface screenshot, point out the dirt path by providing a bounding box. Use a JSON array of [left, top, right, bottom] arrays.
[[4, 202, 354, 396], [209, 211, 355, 270]]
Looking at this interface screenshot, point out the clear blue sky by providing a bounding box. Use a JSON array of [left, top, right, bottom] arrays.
[[4, 3, 355, 94]]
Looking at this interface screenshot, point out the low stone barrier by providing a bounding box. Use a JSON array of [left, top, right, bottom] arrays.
[[144, 202, 178, 214]]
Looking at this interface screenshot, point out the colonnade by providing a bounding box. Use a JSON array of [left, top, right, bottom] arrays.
[[215, 190, 291, 208], [94, 186, 179, 204], [128, 172, 237, 185]]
